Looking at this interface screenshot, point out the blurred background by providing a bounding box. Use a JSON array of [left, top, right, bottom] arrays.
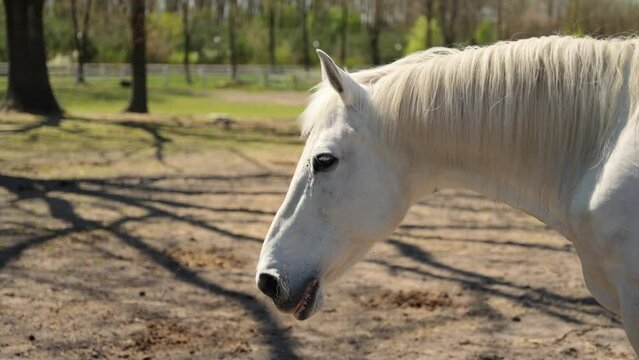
[[0, 1, 638, 359], [3, 0, 639, 116]]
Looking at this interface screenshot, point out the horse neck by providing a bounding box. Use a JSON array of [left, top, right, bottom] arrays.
[[407, 157, 571, 234], [381, 40, 636, 234]]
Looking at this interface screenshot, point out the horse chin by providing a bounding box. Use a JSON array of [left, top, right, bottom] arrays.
[[292, 284, 324, 321]]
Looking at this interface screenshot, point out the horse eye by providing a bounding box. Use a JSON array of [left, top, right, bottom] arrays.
[[313, 153, 338, 173]]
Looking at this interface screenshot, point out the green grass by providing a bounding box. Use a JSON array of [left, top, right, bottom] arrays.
[[1, 115, 298, 155], [0, 113, 302, 178], [0, 73, 312, 177], [0, 75, 312, 119]]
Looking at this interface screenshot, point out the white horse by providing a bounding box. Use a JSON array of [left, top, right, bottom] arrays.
[[256, 36, 639, 354]]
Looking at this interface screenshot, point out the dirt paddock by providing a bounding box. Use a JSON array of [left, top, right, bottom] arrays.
[[0, 114, 635, 359]]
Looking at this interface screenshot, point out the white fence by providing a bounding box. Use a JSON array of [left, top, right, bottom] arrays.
[[0, 63, 322, 85]]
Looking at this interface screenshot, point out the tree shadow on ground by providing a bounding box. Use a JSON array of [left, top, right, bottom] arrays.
[[0, 113, 63, 133], [119, 121, 172, 164], [369, 238, 617, 325], [0, 173, 300, 359], [0, 166, 620, 356], [393, 232, 573, 253]]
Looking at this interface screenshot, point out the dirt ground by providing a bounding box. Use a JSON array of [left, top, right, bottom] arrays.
[[0, 113, 635, 360]]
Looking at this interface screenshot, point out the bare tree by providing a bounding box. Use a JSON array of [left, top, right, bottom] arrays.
[[424, 0, 434, 49], [438, 0, 459, 47], [165, 0, 178, 11], [2, 0, 62, 115], [194, 0, 211, 8], [299, 0, 311, 71], [228, 0, 238, 82], [268, 0, 277, 72], [70, 0, 93, 84], [214, 0, 224, 22], [339, 0, 348, 65], [547, 0, 556, 19], [496, 0, 504, 39], [365, 0, 383, 65], [181, 0, 192, 84], [125, 0, 148, 113]]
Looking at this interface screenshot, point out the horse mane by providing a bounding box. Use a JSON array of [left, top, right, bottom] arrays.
[[302, 36, 639, 209]]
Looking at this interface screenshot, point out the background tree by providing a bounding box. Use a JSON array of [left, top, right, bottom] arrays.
[[566, 0, 583, 34], [214, 0, 224, 22], [125, 0, 148, 113], [299, 0, 311, 71], [228, 0, 238, 82], [496, 0, 504, 39], [339, 0, 348, 65], [2, 0, 61, 115], [181, 0, 192, 84], [405, 14, 443, 55], [438, 0, 460, 47], [424, 0, 434, 49], [165, 0, 179, 12], [364, 0, 383, 65], [268, 0, 277, 72], [70, 0, 93, 84], [3, 0, 639, 74]]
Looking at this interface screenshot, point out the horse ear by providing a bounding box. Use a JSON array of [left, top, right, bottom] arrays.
[[316, 49, 364, 106]]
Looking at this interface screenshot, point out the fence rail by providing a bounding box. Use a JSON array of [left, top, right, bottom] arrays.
[[0, 63, 323, 85]]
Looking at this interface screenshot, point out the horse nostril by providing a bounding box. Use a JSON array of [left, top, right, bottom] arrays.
[[257, 273, 280, 299]]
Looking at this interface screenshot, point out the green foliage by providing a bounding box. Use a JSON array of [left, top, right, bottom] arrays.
[[327, 6, 344, 39], [275, 40, 294, 64], [43, 4, 75, 59], [404, 16, 444, 55], [380, 28, 406, 62], [474, 20, 497, 45], [168, 51, 199, 63], [278, 3, 301, 28], [82, 6, 130, 62], [79, 37, 98, 63], [6, 1, 639, 67], [147, 12, 182, 63], [192, 11, 226, 64]]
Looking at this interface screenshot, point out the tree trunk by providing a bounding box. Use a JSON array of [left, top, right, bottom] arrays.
[[2, 0, 62, 115], [268, 0, 277, 72], [125, 0, 147, 113], [165, 0, 178, 12], [367, 0, 382, 65], [70, 0, 92, 84], [497, 0, 503, 37], [194, 0, 210, 9], [339, 0, 347, 65], [81, 0, 92, 74], [299, 0, 310, 71], [228, 0, 238, 82], [181, 0, 192, 84], [70, 0, 82, 83], [424, 0, 433, 49], [438, 0, 458, 47], [369, 27, 380, 65], [214, 0, 224, 22]]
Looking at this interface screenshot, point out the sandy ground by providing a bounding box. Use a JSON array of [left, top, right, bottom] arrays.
[[0, 114, 636, 360]]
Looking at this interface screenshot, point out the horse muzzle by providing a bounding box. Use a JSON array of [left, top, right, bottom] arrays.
[[256, 272, 324, 320]]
